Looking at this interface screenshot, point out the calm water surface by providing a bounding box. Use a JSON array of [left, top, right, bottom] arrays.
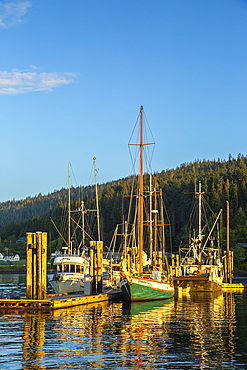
[[0, 274, 247, 369]]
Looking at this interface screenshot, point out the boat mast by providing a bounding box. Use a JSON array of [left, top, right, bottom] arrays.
[[93, 157, 101, 241], [198, 181, 202, 243], [154, 178, 158, 270], [139, 106, 144, 274], [82, 200, 85, 249], [68, 162, 71, 255], [149, 174, 153, 266], [198, 181, 204, 262]]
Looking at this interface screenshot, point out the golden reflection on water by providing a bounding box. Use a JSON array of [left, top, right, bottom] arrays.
[[22, 312, 46, 370], [19, 292, 242, 369]]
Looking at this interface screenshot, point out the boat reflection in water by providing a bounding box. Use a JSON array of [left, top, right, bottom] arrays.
[[1, 290, 246, 369]]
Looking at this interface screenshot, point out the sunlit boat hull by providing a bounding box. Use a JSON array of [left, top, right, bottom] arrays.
[[173, 275, 223, 292], [48, 273, 84, 294], [121, 277, 174, 301]]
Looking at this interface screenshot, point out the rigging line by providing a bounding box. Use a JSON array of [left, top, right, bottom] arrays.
[[201, 201, 209, 235], [88, 162, 95, 186], [203, 197, 217, 218], [143, 109, 156, 145], [128, 111, 141, 146], [161, 197, 172, 255], [70, 163, 78, 188], [50, 218, 69, 247], [70, 217, 95, 241]]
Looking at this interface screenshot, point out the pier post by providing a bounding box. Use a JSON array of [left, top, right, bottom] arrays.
[[97, 241, 103, 293], [26, 232, 47, 300], [26, 233, 34, 300], [90, 241, 97, 294], [41, 233, 47, 299], [36, 232, 42, 300]]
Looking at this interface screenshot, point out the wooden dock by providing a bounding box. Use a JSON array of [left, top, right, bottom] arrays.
[[222, 282, 246, 290], [0, 288, 123, 311]]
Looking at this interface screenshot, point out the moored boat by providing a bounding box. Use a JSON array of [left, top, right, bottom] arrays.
[[48, 253, 88, 294], [121, 275, 174, 301], [49, 159, 102, 294], [120, 106, 174, 301], [172, 181, 224, 292]]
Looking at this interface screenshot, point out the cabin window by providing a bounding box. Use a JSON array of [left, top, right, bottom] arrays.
[[75, 265, 80, 273], [57, 265, 61, 273], [64, 264, 69, 272], [70, 264, 75, 273]]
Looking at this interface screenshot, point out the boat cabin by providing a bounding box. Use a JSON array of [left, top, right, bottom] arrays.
[[53, 255, 86, 274]]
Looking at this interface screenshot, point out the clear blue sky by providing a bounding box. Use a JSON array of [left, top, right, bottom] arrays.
[[0, 0, 246, 203]]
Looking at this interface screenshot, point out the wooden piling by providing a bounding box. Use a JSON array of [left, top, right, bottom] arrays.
[[90, 241, 97, 294], [32, 233, 37, 299], [97, 241, 103, 293], [26, 233, 33, 300], [42, 232, 47, 299], [36, 232, 42, 300], [26, 231, 47, 300]]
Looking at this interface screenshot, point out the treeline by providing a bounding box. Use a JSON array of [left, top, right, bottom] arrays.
[[0, 155, 247, 267]]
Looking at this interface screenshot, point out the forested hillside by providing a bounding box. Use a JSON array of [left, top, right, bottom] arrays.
[[1, 155, 247, 268]]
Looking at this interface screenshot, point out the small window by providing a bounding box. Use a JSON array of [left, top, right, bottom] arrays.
[[64, 264, 69, 272], [70, 265, 75, 273], [57, 265, 61, 273]]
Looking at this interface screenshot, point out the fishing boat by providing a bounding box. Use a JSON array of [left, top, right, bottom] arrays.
[[172, 181, 224, 292], [49, 159, 102, 294], [120, 106, 174, 301]]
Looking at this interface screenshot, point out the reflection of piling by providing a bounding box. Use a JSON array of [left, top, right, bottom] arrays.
[[22, 313, 46, 368], [26, 232, 47, 300]]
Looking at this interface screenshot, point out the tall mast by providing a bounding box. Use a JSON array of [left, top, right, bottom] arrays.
[[93, 157, 101, 241], [68, 162, 71, 255], [154, 178, 157, 269], [149, 174, 153, 265], [82, 200, 85, 249], [139, 106, 144, 274], [198, 181, 202, 242]]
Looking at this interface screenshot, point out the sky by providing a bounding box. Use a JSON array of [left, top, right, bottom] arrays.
[[0, 0, 247, 203]]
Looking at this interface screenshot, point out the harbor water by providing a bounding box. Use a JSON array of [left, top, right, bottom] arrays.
[[0, 274, 247, 369]]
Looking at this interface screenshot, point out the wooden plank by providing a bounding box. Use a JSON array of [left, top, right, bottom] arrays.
[[0, 289, 122, 311], [222, 283, 246, 289], [52, 293, 109, 309]]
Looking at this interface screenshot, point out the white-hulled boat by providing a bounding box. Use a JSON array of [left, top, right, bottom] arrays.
[[49, 252, 88, 294], [49, 159, 101, 294]]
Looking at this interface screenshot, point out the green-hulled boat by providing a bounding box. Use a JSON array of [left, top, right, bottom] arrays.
[[120, 106, 174, 302]]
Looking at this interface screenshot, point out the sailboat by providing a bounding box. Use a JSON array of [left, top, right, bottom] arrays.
[[172, 181, 224, 292], [49, 159, 101, 294], [120, 106, 174, 301]]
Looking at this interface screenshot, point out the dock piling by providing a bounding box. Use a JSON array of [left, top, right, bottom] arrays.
[[26, 232, 47, 300]]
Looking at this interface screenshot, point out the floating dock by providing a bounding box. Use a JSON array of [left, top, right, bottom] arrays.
[[0, 289, 122, 311], [222, 282, 247, 290]]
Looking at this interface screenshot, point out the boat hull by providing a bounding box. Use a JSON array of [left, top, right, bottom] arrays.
[[48, 273, 84, 294], [173, 275, 222, 292], [121, 277, 174, 301]]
